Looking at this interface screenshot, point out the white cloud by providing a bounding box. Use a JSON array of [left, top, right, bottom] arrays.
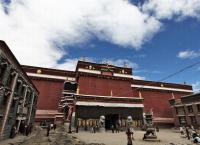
[[0, 0, 161, 68], [142, 0, 200, 20], [55, 57, 144, 80], [192, 81, 200, 92], [132, 75, 145, 80], [55, 57, 138, 71], [177, 50, 200, 59], [55, 57, 95, 71]]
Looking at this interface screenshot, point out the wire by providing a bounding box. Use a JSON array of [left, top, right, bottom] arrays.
[[135, 60, 200, 90]]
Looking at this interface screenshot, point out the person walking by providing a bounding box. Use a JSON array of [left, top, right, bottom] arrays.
[[53, 123, 57, 131], [186, 127, 190, 140], [46, 124, 51, 137], [111, 124, 114, 133], [126, 127, 133, 145], [10, 125, 16, 138]]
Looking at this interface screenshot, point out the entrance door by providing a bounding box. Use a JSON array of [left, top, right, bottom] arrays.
[[105, 114, 119, 130]]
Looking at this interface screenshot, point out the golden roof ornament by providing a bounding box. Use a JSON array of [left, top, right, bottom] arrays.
[[37, 69, 42, 74]]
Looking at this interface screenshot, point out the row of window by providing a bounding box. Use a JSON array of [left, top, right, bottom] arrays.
[[176, 104, 200, 114], [179, 116, 197, 125]]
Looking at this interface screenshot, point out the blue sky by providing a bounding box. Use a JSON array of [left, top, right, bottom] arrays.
[[66, 17, 200, 89], [1, 0, 200, 90]]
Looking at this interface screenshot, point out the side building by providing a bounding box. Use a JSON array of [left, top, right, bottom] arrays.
[[0, 41, 39, 140], [22, 65, 76, 123], [169, 92, 200, 127]]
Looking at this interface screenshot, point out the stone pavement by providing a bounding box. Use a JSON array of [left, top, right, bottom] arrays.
[[73, 129, 197, 145], [0, 127, 198, 145]]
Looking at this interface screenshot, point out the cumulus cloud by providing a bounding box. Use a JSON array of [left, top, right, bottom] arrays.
[[177, 50, 200, 59], [0, 0, 161, 68], [142, 0, 200, 20], [55, 57, 138, 70], [55, 57, 145, 80]]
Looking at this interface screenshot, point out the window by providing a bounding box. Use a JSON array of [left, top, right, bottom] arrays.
[[190, 116, 197, 124], [176, 107, 185, 115], [179, 117, 186, 125], [187, 105, 193, 113], [197, 104, 200, 112]]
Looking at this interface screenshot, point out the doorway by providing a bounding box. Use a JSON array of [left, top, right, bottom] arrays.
[[105, 114, 119, 130]]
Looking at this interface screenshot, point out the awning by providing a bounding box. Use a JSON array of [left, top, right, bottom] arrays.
[[76, 101, 144, 108]]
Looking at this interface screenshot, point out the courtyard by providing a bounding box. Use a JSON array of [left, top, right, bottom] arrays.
[[73, 129, 196, 145], [1, 127, 197, 145]]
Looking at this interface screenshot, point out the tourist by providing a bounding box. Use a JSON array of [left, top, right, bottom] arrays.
[[93, 125, 96, 133], [10, 125, 16, 138], [46, 124, 51, 137], [180, 126, 184, 135], [191, 125, 194, 131], [115, 122, 120, 133], [53, 123, 57, 130], [26, 124, 30, 136], [50, 123, 54, 130], [156, 126, 159, 132], [111, 124, 114, 133], [186, 127, 190, 140], [76, 126, 79, 133], [126, 127, 133, 145], [24, 125, 28, 136], [29, 123, 33, 134]]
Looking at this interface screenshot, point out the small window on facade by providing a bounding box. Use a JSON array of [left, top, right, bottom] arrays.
[[179, 116, 186, 125], [190, 116, 197, 124], [187, 105, 193, 113], [197, 104, 200, 112], [177, 107, 185, 115]]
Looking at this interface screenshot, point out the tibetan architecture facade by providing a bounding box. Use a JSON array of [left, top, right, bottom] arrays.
[[23, 61, 193, 129], [22, 65, 76, 123], [169, 92, 200, 127], [0, 41, 39, 140]]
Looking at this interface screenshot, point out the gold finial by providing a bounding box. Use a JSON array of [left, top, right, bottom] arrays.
[[37, 69, 42, 74], [171, 92, 175, 99], [76, 86, 80, 94], [139, 91, 142, 98], [89, 65, 92, 70]]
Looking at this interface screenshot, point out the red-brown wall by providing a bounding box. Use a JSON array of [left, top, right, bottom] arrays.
[[32, 79, 64, 110], [78, 76, 134, 97], [133, 89, 191, 118]]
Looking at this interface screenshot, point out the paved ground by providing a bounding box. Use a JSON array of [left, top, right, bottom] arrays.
[[73, 129, 196, 145], [0, 128, 198, 145], [0, 127, 103, 145]]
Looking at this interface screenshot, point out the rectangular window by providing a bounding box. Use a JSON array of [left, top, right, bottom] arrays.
[[197, 104, 200, 112], [190, 116, 197, 124], [187, 105, 193, 113], [176, 107, 185, 115], [179, 116, 186, 125]]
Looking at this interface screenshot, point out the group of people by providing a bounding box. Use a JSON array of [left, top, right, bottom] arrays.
[[180, 125, 200, 143], [10, 121, 33, 139]]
